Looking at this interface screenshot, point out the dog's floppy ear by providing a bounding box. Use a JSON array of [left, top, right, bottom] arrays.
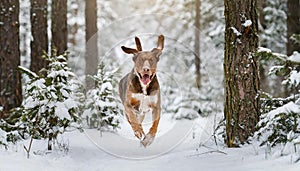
[[121, 46, 138, 54], [121, 36, 142, 54], [135, 37, 142, 51], [157, 35, 164, 50]]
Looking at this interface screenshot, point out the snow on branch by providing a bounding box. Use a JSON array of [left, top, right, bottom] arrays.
[[230, 27, 242, 36], [288, 51, 300, 63], [256, 47, 287, 62], [242, 20, 252, 27], [18, 66, 38, 78]]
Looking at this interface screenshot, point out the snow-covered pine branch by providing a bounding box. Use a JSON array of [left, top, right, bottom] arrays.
[[7, 52, 82, 151], [255, 47, 300, 152], [83, 63, 122, 131]]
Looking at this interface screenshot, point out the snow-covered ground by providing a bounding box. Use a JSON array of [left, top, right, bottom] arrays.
[[1, 114, 300, 171]]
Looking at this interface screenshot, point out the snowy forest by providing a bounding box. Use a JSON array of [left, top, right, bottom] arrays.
[[0, 0, 300, 170]]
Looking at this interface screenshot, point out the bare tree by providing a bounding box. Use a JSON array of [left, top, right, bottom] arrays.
[[30, 0, 48, 73], [286, 0, 300, 56], [51, 0, 67, 55], [224, 0, 260, 147], [85, 0, 98, 90], [194, 0, 201, 88], [0, 0, 22, 118]]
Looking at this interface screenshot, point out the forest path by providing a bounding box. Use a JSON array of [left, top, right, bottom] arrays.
[[0, 116, 299, 171]]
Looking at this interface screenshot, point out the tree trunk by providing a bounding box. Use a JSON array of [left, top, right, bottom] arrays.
[[224, 0, 260, 147], [257, 0, 269, 94], [69, 0, 80, 46], [194, 0, 201, 89], [30, 0, 48, 73], [51, 0, 67, 55], [286, 0, 300, 56], [85, 0, 98, 90], [0, 0, 22, 118], [258, 0, 266, 30]]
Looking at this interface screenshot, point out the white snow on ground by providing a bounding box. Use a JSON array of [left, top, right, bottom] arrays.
[[1, 114, 300, 171]]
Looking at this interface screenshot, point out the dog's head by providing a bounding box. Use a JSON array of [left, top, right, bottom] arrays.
[[121, 35, 164, 86]]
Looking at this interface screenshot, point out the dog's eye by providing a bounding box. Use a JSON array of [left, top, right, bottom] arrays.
[[149, 58, 154, 64]]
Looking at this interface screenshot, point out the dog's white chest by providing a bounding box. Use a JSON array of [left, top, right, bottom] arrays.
[[131, 93, 158, 114]]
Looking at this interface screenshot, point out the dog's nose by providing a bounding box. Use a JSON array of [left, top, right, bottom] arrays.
[[143, 60, 151, 72], [143, 66, 150, 72]]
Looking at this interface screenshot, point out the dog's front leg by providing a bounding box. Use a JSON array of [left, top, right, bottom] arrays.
[[141, 105, 161, 147], [125, 103, 145, 140]]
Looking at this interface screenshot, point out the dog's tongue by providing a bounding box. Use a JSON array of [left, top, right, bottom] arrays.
[[141, 75, 150, 85]]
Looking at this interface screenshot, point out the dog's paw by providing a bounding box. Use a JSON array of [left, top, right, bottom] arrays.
[[141, 133, 154, 147], [134, 129, 145, 140]]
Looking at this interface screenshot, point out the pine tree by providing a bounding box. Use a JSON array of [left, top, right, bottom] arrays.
[[51, 0, 67, 55], [286, 0, 300, 56], [0, 0, 22, 118], [224, 0, 260, 147], [257, 0, 288, 97], [84, 63, 121, 130], [18, 52, 80, 151], [85, 0, 98, 90], [194, 0, 201, 88], [255, 48, 300, 147], [30, 0, 48, 73], [260, 0, 287, 54]]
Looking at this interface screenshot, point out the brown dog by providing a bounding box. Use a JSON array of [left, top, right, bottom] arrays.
[[119, 35, 164, 147]]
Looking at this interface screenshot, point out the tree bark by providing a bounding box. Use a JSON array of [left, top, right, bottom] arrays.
[[30, 0, 48, 73], [51, 0, 67, 55], [194, 0, 201, 88], [85, 0, 98, 90], [0, 0, 22, 118], [286, 0, 300, 56], [224, 0, 260, 147]]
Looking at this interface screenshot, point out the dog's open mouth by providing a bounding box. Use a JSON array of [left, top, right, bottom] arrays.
[[138, 73, 154, 85]]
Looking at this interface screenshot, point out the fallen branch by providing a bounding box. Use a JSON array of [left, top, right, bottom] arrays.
[[24, 137, 33, 159], [188, 144, 227, 157], [188, 149, 227, 157]]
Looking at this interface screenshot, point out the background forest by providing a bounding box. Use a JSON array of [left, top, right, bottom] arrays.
[[0, 0, 300, 170]]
